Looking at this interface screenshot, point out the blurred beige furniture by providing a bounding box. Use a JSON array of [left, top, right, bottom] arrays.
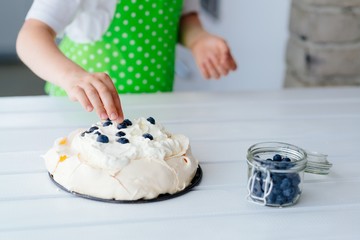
[[285, 0, 360, 87]]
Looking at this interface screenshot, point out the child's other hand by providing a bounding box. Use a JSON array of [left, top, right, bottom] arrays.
[[63, 72, 124, 122], [190, 33, 237, 79]]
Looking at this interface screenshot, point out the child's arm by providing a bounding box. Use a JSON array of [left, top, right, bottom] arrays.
[[16, 19, 123, 122], [179, 13, 237, 79]]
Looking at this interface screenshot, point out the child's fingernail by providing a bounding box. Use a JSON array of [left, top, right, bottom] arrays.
[[86, 106, 93, 112], [110, 113, 118, 120], [100, 113, 108, 119]]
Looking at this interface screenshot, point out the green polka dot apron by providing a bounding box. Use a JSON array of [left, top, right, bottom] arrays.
[[45, 0, 184, 96]]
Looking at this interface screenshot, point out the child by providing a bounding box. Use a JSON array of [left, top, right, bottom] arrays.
[[17, 0, 237, 122]]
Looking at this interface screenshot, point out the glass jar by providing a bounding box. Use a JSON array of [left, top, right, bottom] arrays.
[[247, 142, 318, 207]]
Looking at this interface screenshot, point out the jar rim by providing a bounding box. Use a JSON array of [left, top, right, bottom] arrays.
[[247, 141, 308, 171]]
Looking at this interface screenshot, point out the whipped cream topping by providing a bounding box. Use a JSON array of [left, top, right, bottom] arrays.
[[72, 117, 189, 174], [44, 117, 198, 200]]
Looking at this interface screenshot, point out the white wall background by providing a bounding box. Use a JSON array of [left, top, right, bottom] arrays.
[[174, 0, 291, 91]]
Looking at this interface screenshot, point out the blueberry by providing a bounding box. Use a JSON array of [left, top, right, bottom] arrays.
[[266, 193, 276, 204], [283, 188, 295, 198], [266, 187, 281, 204], [147, 117, 155, 125], [103, 121, 113, 127], [82, 128, 99, 136], [116, 131, 126, 137], [273, 154, 282, 162], [271, 173, 285, 183], [97, 134, 109, 143], [142, 133, 154, 140], [280, 178, 291, 190], [122, 119, 132, 126], [283, 157, 291, 162], [81, 129, 103, 137], [275, 195, 286, 205], [117, 137, 129, 144], [262, 159, 273, 168], [250, 172, 266, 198], [263, 160, 277, 170], [117, 123, 127, 129], [88, 126, 99, 133], [284, 186, 301, 203], [271, 185, 282, 195], [287, 173, 301, 186], [252, 179, 264, 198], [279, 161, 293, 170], [258, 178, 264, 191], [279, 157, 294, 169]]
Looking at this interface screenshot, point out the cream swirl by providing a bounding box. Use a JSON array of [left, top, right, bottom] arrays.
[[71, 117, 189, 173]]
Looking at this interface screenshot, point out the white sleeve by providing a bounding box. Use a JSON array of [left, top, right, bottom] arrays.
[[182, 0, 201, 15], [25, 0, 81, 34]]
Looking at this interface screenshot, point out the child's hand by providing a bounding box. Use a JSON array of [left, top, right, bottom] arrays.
[[62, 72, 124, 122], [190, 33, 237, 79], [16, 19, 124, 122]]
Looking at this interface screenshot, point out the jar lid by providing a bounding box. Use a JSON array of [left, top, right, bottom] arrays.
[[304, 151, 332, 175]]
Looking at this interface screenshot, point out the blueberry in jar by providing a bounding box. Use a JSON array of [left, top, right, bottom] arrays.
[[283, 188, 295, 198], [279, 161, 294, 170], [250, 154, 302, 206], [252, 176, 264, 198], [280, 178, 292, 190], [283, 157, 291, 162], [273, 154, 282, 162], [287, 173, 301, 186], [274, 195, 286, 205]]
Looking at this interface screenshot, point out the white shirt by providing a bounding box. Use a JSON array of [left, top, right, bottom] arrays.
[[26, 0, 200, 43]]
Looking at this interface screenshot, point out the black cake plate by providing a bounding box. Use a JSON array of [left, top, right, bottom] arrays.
[[48, 165, 202, 203]]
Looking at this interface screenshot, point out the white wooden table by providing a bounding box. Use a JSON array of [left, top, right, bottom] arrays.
[[0, 87, 359, 239]]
